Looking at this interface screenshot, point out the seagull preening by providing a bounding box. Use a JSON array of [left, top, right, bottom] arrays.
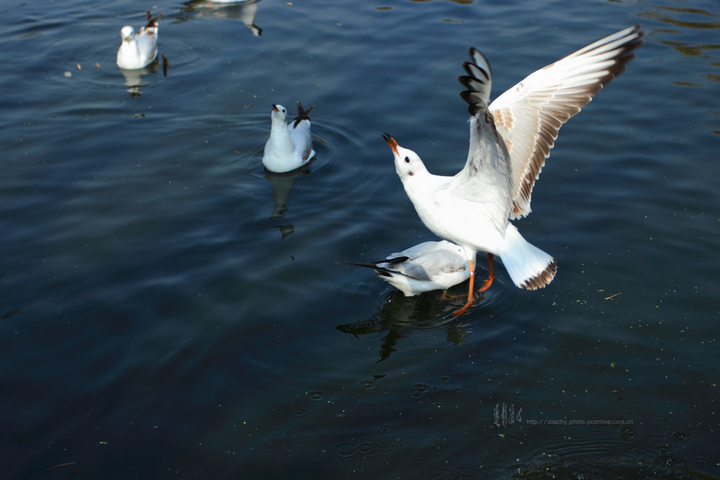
[[117, 10, 163, 70], [345, 241, 470, 297], [384, 25, 644, 316], [262, 102, 316, 173]]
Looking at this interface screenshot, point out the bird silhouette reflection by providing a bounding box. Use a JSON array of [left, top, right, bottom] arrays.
[[337, 289, 473, 363]]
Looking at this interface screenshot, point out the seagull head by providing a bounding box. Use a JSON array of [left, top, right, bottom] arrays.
[[271, 104, 288, 124], [383, 133, 427, 180], [120, 26, 136, 42]]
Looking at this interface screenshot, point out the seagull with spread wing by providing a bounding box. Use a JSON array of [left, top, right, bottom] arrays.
[[383, 25, 644, 316]]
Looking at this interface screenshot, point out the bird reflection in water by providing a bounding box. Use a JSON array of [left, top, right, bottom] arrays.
[[264, 166, 311, 219], [118, 54, 169, 97], [337, 289, 472, 363], [179, 0, 263, 36]]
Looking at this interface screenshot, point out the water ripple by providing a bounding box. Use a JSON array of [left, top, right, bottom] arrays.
[[305, 390, 325, 402]]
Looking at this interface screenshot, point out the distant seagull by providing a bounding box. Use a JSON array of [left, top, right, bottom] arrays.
[[262, 102, 316, 173], [383, 25, 644, 315], [344, 241, 470, 296], [117, 10, 163, 70], [206, 0, 262, 36]]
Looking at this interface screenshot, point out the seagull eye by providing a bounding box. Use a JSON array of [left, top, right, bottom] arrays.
[[404, 156, 410, 163]]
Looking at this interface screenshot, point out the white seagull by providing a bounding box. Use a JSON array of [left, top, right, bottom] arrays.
[[384, 25, 644, 316], [345, 241, 471, 296], [262, 102, 316, 173], [117, 10, 163, 70]]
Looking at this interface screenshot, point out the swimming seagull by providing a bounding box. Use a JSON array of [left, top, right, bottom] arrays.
[[117, 10, 163, 70], [383, 25, 644, 316], [262, 102, 316, 173], [345, 241, 471, 296]]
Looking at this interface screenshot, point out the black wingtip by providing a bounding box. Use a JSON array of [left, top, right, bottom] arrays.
[[458, 90, 485, 116], [292, 101, 314, 128], [297, 101, 314, 117], [338, 261, 382, 269], [458, 47, 492, 116], [145, 10, 163, 29]]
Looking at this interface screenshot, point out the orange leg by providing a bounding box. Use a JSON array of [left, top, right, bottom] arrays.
[[452, 254, 495, 316], [477, 253, 495, 293], [452, 259, 475, 317]]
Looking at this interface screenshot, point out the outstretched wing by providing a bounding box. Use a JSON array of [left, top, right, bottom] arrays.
[[489, 25, 644, 219], [453, 48, 514, 234]]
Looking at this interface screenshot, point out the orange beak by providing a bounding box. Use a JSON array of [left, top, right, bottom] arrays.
[[382, 133, 399, 154]]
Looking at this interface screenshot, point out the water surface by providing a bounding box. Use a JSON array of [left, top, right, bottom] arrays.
[[1, 0, 719, 478]]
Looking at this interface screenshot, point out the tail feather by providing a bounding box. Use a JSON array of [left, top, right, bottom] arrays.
[[498, 224, 556, 290]]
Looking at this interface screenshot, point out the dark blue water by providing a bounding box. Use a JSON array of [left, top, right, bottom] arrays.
[[1, 0, 719, 478]]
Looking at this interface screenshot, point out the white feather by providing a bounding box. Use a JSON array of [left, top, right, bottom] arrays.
[[348, 241, 470, 296], [116, 11, 162, 70], [383, 26, 643, 299], [262, 103, 316, 173]]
